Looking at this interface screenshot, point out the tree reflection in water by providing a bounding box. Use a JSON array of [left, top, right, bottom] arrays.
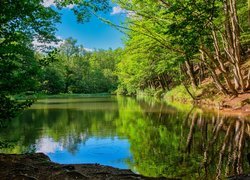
[[0, 96, 249, 179], [117, 97, 250, 179], [186, 112, 250, 179]]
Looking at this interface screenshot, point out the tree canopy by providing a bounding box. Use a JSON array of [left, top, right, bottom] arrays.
[[1, 0, 250, 123], [114, 0, 250, 97]]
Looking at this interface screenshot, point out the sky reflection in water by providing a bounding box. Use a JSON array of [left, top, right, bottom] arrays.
[[36, 136, 131, 169], [0, 96, 249, 179]]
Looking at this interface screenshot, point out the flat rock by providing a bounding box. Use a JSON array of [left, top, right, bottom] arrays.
[[0, 153, 168, 180]]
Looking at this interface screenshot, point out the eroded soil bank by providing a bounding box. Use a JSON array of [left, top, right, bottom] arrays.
[[190, 93, 250, 117], [0, 153, 167, 180]]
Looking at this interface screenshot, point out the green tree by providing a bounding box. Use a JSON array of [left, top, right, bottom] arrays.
[[0, 0, 60, 124], [57, 37, 80, 93], [114, 0, 250, 96], [40, 37, 121, 94], [0, 0, 113, 123]]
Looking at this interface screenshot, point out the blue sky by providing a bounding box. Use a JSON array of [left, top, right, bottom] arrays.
[[47, 2, 127, 50]]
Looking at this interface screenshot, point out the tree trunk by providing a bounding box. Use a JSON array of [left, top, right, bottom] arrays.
[[185, 60, 197, 88], [198, 63, 205, 86], [183, 82, 196, 100], [246, 70, 250, 89], [200, 49, 230, 95], [161, 74, 169, 90], [158, 76, 165, 90], [224, 0, 245, 91], [211, 30, 238, 95]]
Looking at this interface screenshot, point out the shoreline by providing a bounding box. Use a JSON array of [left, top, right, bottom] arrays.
[[165, 93, 250, 117], [0, 153, 249, 180], [17, 92, 250, 117], [0, 153, 165, 180]]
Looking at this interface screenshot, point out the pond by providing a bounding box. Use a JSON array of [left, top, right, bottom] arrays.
[[0, 96, 249, 179]]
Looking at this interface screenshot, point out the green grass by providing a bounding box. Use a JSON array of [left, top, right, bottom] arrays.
[[164, 85, 202, 103]]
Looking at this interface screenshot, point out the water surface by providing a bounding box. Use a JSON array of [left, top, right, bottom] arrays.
[[0, 96, 249, 179]]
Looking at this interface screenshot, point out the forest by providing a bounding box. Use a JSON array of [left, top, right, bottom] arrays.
[[1, 0, 250, 120], [1, 0, 250, 179]]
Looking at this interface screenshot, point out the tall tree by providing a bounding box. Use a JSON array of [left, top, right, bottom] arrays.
[[115, 0, 250, 96], [0, 0, 112, 122], [0, 0, 60, 123]]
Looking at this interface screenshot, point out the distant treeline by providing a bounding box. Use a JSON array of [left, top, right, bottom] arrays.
[[36, 38, 121, 94]]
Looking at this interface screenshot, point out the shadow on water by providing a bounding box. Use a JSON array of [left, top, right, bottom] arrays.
[[0, 96, 249, 179]]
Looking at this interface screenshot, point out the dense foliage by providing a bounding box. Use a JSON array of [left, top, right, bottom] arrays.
[[0, 0, 113, 122], [0, 1, 249, 178], [1, 0, 250, 123], [114, 0, 250, 97], [0, 0, 61, 123], [38, 38, 122, 94]]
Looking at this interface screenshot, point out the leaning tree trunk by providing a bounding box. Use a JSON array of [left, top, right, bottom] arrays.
[[224, 0, 245, 92], [246, 70, 250, 89], [211, 29, 238, 95], [184, 60, 197, 88], [200, 49, 230, 95]]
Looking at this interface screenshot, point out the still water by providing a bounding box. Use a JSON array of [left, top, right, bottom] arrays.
[[0, 96, 250, 179]]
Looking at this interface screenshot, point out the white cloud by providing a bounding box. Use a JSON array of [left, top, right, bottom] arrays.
[[36, 137, 63, 154], [42, 0, 75, 9], [67, 4, 75, 9], [111, 6, 135, 18], [111, 6, 127, 15], [84, 48, 94, 52], [33, 36, 94, 53], [42, 0, 56, 7], [32, 36, 65, 51]]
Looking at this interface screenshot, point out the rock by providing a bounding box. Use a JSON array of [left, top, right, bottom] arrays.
[[62, 165, 75, 171], [65, 171, 88, 179], [0, 153, 167, 180]]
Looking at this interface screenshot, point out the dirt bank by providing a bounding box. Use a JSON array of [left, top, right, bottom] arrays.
[[0, 153, 167, 180], [192, 93, 250, 117]]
